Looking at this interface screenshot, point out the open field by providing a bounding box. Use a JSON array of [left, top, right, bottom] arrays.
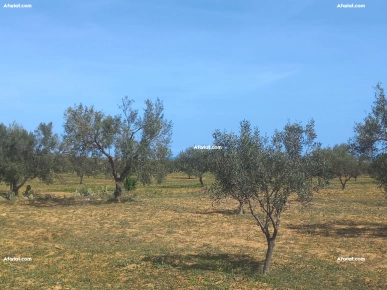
[[0, 174, 386, 289]]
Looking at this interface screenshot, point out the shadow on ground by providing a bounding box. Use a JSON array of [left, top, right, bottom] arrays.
[[142, 252, 263, 277], [17, 196, 136, 207], [194, 209, 243, 216], [287, 220, 387, 238]]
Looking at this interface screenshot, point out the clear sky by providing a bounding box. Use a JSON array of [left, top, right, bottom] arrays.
[[1, 0, 386, 155]]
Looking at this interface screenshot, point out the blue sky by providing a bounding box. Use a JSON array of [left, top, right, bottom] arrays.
[[1, 0, 386, 155]]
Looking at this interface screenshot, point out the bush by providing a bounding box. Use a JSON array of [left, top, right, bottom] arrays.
[[74, 187, 92, 197], [6, 191, 15, 201], [124, 177, 137, 191], [97, 185, 110, 196]]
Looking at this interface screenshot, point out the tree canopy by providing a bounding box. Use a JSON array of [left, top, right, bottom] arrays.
[[0, 122, 58, 195], [211, 119, 320, 274], [63, 97, 173, 198], [351, 83, 387, 156], [176, 147, 211, 186]]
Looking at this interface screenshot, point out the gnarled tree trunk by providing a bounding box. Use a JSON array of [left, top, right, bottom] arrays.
[[114, 180, 123, 199]]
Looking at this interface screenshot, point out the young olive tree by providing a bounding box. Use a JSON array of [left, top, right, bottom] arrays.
[[211, 120, 319, 275], [308, 147, 334, 187], [68, 151, 102, 184], [176, 147, 211, 187], [330, 144, 360, 190], [0, 122, 58, 195], [63, 97, 172, 199]]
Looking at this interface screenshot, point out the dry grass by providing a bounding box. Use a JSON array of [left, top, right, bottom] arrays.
[[0, 174, 386, 289]]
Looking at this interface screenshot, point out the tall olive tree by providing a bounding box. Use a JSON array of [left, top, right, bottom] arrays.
[[211, 120, 319, 275], [370, 153, 387, 197], [350, 83, 387, 196], [0, 122, 58, 195], [351, 83, 387, 156], [63, 97, 172, 198]]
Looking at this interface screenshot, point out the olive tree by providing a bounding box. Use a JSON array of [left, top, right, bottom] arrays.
[[176, 147, 211, 187], [370, 153, 387, 197], [68, 151, 102, 184], [0, 122, 58, 195], [350, 83, 387, 196], [63, 97, 172, 199], [351, 83, 387, 156], [330, 144, 360, 190], [211, 120, 319, 274]]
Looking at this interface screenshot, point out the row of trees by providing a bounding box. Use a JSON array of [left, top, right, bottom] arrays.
[[1, 83, 386, 276], [171, 83, 387, 275], [175, 143, 370, 191], [0, 97, 173, 197], [175, 83, 387, 195]]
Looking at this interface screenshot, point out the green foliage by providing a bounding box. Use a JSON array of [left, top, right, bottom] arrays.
[[317, 144, 360, 190], [97, 185, 110, 196], [370, 153, 387, 197], [211, 119, 321, 274], [6, 191, 15, 201], [78, 187, 93, 196], [73, 185, 112, 198], [351, 83, 387, 156], [176, 147, 211, 186], [68, 154, 102, 184], [0, 122, 58, 194], [63, 97, 172, 198], [124, 177, 137, 191]]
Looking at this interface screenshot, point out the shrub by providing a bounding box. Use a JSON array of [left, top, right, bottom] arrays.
[[97, 185, 110, 196], [123, 177, 137, 191], [74, 187, 93, 197]]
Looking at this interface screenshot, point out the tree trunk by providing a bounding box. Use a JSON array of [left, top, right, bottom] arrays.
[[199, 175, 204, 187], [79, 173, 84, 184], [114, 180, 123, 199], [238, 200, 244, 215], [263, 238, 276, 275], [339, 177, 346, 190], [12, 179, 28, 195]]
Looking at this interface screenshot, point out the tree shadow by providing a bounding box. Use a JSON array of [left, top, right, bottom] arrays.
[[193, 209, 243, 216], [287, 220, 387, 238], [142, 252, 263, 277], [22, 196, 136, 208]]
